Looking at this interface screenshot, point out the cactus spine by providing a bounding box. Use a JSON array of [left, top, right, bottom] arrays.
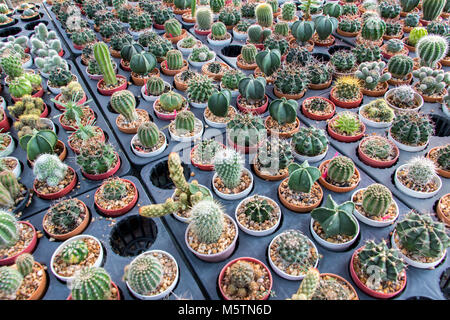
[[255, 3, 273, 28], [124, 254, 163, 295], [70, 267, 112, 300], [189, 199, 224, 244], [213, 148, 243, 189], [362, 184, 393, 217], [137, 122, 160, 148], [327, 156, 355, 183], [0, 211, 18, 249], [15, 253, 34, 277], [422, 0, 445, 21]]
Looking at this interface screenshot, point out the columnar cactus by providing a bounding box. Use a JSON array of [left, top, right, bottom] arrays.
[[422, 0, 446, 21], [355, 61, 391, 90], [110, 90, 138, 122], [287, 160, 321, 193], [277, 230, 310, 264], [0, 211, 18, 249], [61, 240, 89, 265], [268, 97, 297, 125], [189, 199, 224, 244], [255, 49, 281, 76], [33, 154, 68, 187], [290, 268, 320, 300], [412, 67, 450, 95], [241, 44, 257, 64], [227, 261, 254, 298], [137, 122, 160, 149], [255, 3, 273, 27], [361, 16, 386, 41], [396, 211, 450, 258], [390, 113, 434, 146], [165, 18, 182, 37], [362, 184, 393, 217], [124, 254, 163, 295], [166, 49, 184, 70], [15, 253, 34, 277], [196, 7, 212, 31], [208, 89, 231, 117], [311, 195, 357, 238], [292, 127, 328, 157], [93, 42, 117, 86], [214, 148, 243, 189], [327, 156, 355, 184], [388, 55, 414, 79], [0, 267, 23, 300], [416, 35, 448, 68], [70, 267, 112, 300]]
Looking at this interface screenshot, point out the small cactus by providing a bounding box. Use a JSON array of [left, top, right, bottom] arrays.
[[124, 254, 163, 295], [15, 253, 34, 277], [404, 157, 437, 186], [0, 211, 18, 250], [362, 184, 393, 217], [277, 230, 311, 264], [70, 267, 112, 300], [0, 267, 23, 300], [227, 260, 254, 298], [287, 160, 321, 194], [61, 240, 89, 265], [327, 156, 355, 184], [243, 195, 273, 223], [213, 148, 243, 189], [33, 154, 68, 187], [189, 199, 224, 244]]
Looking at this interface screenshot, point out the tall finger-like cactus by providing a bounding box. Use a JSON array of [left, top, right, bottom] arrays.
[[93, 42, 118, 86], [290, 268, 320, 300]]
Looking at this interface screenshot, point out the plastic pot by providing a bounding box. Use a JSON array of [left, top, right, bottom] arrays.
[[97, 75, 127, 96], [358, 137, 399, 168], [33, 166, 77, 200], [436, 194, 450, 226], [53, 92, 87, 111], [310, 217, 359, 251], [388, 129, 428, 152], [358, 106, 393, 128], [394, 164, 442, 199], [0, 221, 37, 266], [327, 119, 366, 143], [94, 179, 138, 217], [212, 168, 253, 200], [329, 87, 363, 109], [236, 94, 269, 114], [81, 153, 121, 180], [318, 159, 361, 193], [278, 179, 323, 213], [292, 145, 328, 163], [131, 133, 167, 158]]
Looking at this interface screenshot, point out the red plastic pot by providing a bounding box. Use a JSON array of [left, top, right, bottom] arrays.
[[120, 59, 131, 72], [302, 97, 336, 120], [58, 48, 64, 57], [94, 179, 138, 217], [59, 108, 95, 131], [68, 128, 105, 154], [236, 94, 269, 115], [350, 247, 406, 299], [327, 119, 366, 143], [73, 43, 85, 50], [67, 281, 121, 300], [81, 153, 121, 180], [0, 109, 10, 132], [190, 143, 225, 171], [228, 137, 264, 154], [329, 87, 363, 109], [218, 257, 273, 300], [53, 92, 87, 111], [11, 87, 44, 102], [97, 75, 127, 96], [0, 221, 37, 266], [358, 137, 399, 168], [194, 25, 211, 35], [153, 23, 165, 30], [33, 167, 77, 200]]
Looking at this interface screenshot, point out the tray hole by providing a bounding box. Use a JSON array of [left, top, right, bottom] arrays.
[[221, 45, 242, 57], [0, 27, 22, 37], [25, 20, 48, 30]]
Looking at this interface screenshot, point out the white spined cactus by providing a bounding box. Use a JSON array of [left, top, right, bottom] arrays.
[[33, 154, 68, 187], [189, 199, 225, 244], [405, 156, 436, 186], [213, 148, 244, 189]]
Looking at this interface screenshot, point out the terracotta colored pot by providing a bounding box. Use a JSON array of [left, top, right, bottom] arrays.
[[218, 257, 273, 300], [34, 167, 77, 200], [400, 7, 419, 17], [11, 87, 44, 102], [402, 37, 416, 52], [329, 87, 363, 109], [43, 200, 90, 241], [119, 59, 131, 71], [289, 39, 314, 52], [427, 147, 450, 178], [110, 48, 122, 58], [160, 59, 189, 76], [95, 179, 138, 217], [308, 78, 332, 90], [0, 109, 10, 132], [328, 118, 365, 143], [361, 82, 389, 97], [97, 75, 127, 96], [228, 137, 264, 154], [68, 128, 105, 154], [383, 30, 403, 40], [131, 69, 160, 86], [273, 87, 306, 100], [27, 262, 47, 300], [236, 94, 269, 115], [163, 29, 187, 44], [318, 159, 360, 193], [153, 23, 165, 30], [302, 97, 335, 121], [245, 39, 264, 50], [320, 273, 359, 300], [387, 72, 412, 86], [190, 143, 225, 171], [414, 83, 446, 103], [173, 7, 190, 15], [253, 163, 289, 181], [265, 116, 300, 139], [336, 28, 359, 37], [0, 221, 37, 265], [182, 13, 195, 23], [278, 178, 323, 213], [201, 62, 229, 81], [313, 34, 335, 47], [236, 55, 257, 70], [59, 108, 95, 131], [436, 194, 450, 226], [81, 153, 121, 180], [73, 43, 85, 50], [350, 247, 406, 299], [174, 74, 188, 91], [441, 56, 450, 67], [67, 281, 121, 300], [358, 137, 399, 168], [54, 92, 87, 111]]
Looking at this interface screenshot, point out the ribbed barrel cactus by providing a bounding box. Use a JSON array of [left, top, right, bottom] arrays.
[[213, 148, 243, 189], [189, 199, 224, 244], [287, 160, 321, 193], [362, 184, 393, 217], [70, 267, 112, 300], [327, 156, 355, 184], [124, 254, 163, 296], [292, 127, 328, 157]]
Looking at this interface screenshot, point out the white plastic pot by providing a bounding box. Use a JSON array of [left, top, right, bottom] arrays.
[[309, 217, 359, 252], [140, 81, 171, 102], [125, 250, 179, 300], [50, 235, 104, 282], [0, 135, 15, 157], [394, 164, 442, 199], [212, 168, 253, 200], [0, 156, 21, 177], [235, 195, 281, 237], [391, 231, 447, 269], [232, 29, 247, 41], [22, 54, 32, 69], [292, 145, 328, 163], [384, 88, 423, 113], [189, 100, 208, 109], [207, 33, 232, 46], [169, 118, 204, 143], [188, 51, 216, 68], [220, 82, 239, 97], [358, 107, 393, 128], [176, 39, 202, 56], [171, 184, 212, 223], [388, 129, 428, 152], [203, 107, 235, 129], [131, 133, 167, 158], [351, 188, 400, 227]]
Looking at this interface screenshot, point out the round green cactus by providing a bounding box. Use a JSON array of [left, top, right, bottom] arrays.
[[110, 90, 138, 123], [292, 127, 328, 157], [71, 267, 112, 300], [124, 254, 163, 295], [166, 49, 184, 70], [281, 2, 296, 21], [243, 196, 273, 223], [268, 97, 297, 125], [417, 35, 448, 68], [0, 267, 23, 299], [390, 112, 434, 146], [228, 260, 254, 296], [189, 199, 224, 244], [362, 184, 393, 217], [274, 21, 289, 37], [287, 160, 321, 193], [61, 239, 89, 265], [164, 18, 182, 37], [327, 156, 355, 183], [361, 16, 386, 41], [15, 253, 35, 277], [130, 51, 157, 76], [159, 91, 185, 112], [145, 76, 165, 96], [388, 54, 414, 79], [409, 27, 428, 46], [0, 211, 18, 250], [211, 22, 227, 40], [241, 44, 257, 64], [277, 230, 310, 264], [422, 0, 445, 21], [208, 89, 231, 117], [196, 7, 212, 31], [174, 110, 195, 133]]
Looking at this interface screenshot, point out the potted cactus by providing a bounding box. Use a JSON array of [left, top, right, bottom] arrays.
[[19, 129, 66, 163], [318, 155, 361, 193], [273, 65, 309, 100], [53, 82, 87, 111], [47, 68, 77, 95], [188, 45, 216, 68], [277, 2, 299, 24], [392, 211, 449, 269], [329, 76, 362, 108], [55, 94, 95, 131], [233, 20, 251, 41], [0, 157, 20, 178], [201, 61, 231, 81], [268, 229, 319, 280], [153, 7, 175, 29], [358, 99, 395, 128], [174, 69, 199, 91], [236, 44, 257, 70], [218, 257, 273, 300], [8, 95, 47, 120], [337, 17, 361, 37], [141, 76, 171, 103], [226, 113, 266, 153], [234, 195, 281, 237], [384, 85, 423, 112], [312, 14, 338, 47], [93, 42, 127, 96], [412, 67, 450, 102], [291, 127, 328, 163], [190, 139, 225, 170], [153, 90, 188, 120], [382, 39, 409, 59], [176, 35, 202, 55], [235, 75, 269, 114], [253, 138, 293, 180], [68, 267, 120, 300], [109, 33, 132, 58], [219, 5, 241, 29], [20, 8, 39, 21], [129, 51, 158, 86], [0, 13, 14, 27], [427, 144, 449, 178], [124, 250, 179, 300], [301, 96, 335, 121], [358, 135, 399, 168], [204, 89, 236, 128], [128, 12, 153, 38], [0, 132, 15, 158], [50, 235, 104, 282], [94, 177, 138, 217], [329, 50, 358, 78], [68, 120, 105, 154], [42, 198, 90, 241], [403, 12, 421, 32], [187, 74, 215, 108], [194, 7, 213, 35], [351, 183, 399, 227], [254, 48, 281, 83], [386, 54, 414, 85], [383, 20, 403, 40], [350, 240, 407, 299], [110, 90, 150, 134], [185, 199, 238, 262], [220, 69, 246, 97], [0, 168, 29, 214], [357, 15, 386, 47], [415, 35, 448, 69], [161, 49, 189, 77], [394, 157, 442, 198], [131, 122, 167, 158], [76, 138, 121, 180], [355, 61, 391, 96], [327, 111, 366, 143], [437, 193, 450, 226], [0, 211, 37, 266], [420, 0, 446, 24], [207, 21, 232, 46], [163, 18, 187, 44], [212, 148, 253, 200], [32, 154, 77, 200], [306, 60, 333, 90], [277, 160, 323, 212], [246, 24, 272, 49], [9, 73, 44, 101], [388, 112, 434, 151], [265, 97, 299, 138], [310, 195, 359, 251], [99, 21, 123, 43], [403, 26, 427, 51], [168, 110, 204, 142]]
